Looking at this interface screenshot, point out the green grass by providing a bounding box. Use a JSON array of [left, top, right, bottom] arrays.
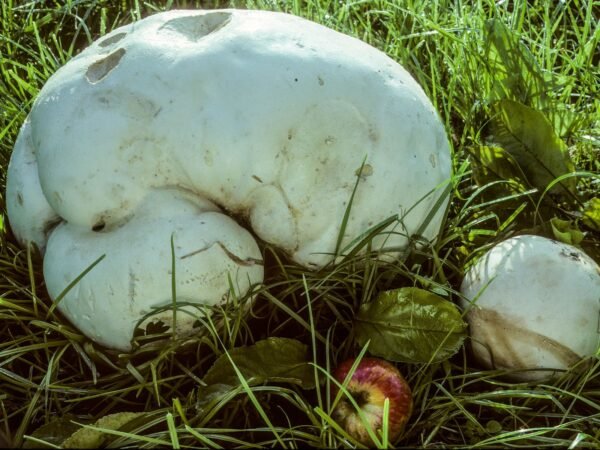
[[1, 0, 599, 448]]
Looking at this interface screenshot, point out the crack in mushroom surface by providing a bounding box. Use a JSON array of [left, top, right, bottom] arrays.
[[6, 9, 452, 351]]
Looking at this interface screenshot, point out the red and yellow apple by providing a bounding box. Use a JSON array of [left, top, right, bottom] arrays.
[[331, 357, 413, 445]]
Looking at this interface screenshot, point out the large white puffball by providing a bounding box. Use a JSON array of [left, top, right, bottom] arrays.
[[460, 234, 600, 381], [6, 9, 452, 351]]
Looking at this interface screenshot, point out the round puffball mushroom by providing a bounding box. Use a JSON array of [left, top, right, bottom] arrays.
[[44, 189, 263, 350], [459, 234, 600, 381], [6, 9, 452, 351]]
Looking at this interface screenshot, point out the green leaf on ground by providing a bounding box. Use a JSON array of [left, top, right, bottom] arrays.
[[469, 145, 528, 191], [482, 19, 580, 137], [61, 412, 144, 449], [489, 99, 576, 194], [354, 287, 467, 364], [582, 198, 600, 231], [483, 19, 551, 110], [23, 416, 81, 448], [198, 337, 315, 408], [550, 217, 584, 245]]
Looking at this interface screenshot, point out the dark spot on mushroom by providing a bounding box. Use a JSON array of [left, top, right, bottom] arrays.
[[468, 308, 581, 371], [97, 32, 127, 48], [318, 76, 324, 86], [92, 221, 106, 232], [355, 164, 374, 179], [429, 153, 437, 168], [368, 127, 379, 142], [16, 192, 23, 206], [128, 269, 137, 303], [252, 175, 263, 183], [158, 11, 232, 42], [294, 78, 299, 82], [287, 130, 294, 140], [43, 217, 63, 238], [560, 248, 581, 262], [86, 48, 126, 84]]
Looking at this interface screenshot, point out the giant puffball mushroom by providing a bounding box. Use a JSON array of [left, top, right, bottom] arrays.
[[460, 235, 600, 381], [5, 119, 60, 251], [44, 189, 263, 350], [6, 9, 452, 351]]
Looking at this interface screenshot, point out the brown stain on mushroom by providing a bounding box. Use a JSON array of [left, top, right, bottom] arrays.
[[128, 269, 137, 308], [180, 241, 263, 266], [86, 48, 126, 84], [368, 127, 379, 143], [355, 164, 373, 180], [42, 217, 63, 239], [97, 32, 127, 48], [92, 220, 106, 232], [468, 308, 581, 370], [429, 153, 437, 168], [560, 248, 582, 262], [272, 182, 301, 252], [158, 11, 232, 42]]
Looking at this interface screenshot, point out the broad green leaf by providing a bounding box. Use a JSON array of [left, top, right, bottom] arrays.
[[354, 287, 467, 364], [489, 99, 576, 194], [203, 337, 315, 388], [550, 217, 584, 246], [483, 20, 580, 137], [61, 412, 144, 449], [547, 103, 583, 138], [483, 19, 551, 110], [468, 145, 528, 191], [582, 198, 600, 231], [23, 416, 80, 448], [198, 337, 315, 408]]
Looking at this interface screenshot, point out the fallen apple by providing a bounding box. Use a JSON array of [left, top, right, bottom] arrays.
[[331, 357, 413, 445]]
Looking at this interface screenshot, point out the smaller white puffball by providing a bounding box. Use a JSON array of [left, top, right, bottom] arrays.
[[459, 234, 600, 381]]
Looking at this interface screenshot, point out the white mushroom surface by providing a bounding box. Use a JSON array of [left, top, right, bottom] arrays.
[[44, 189, 263, 350], [6, 9, 452, 351], [460, 235, 600, 381]]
